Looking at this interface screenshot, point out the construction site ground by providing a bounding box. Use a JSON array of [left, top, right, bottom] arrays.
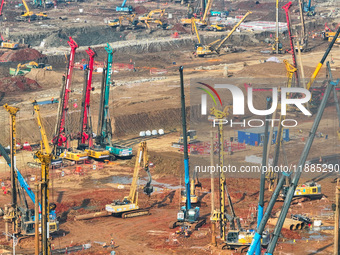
[[1, 0, 340, 254]]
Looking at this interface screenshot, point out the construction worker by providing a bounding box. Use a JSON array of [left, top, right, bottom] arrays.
[[110, 238, 115, 248]]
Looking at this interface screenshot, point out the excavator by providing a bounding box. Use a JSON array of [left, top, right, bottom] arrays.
[[2, 104, 59, 238], [53, 37, 88, 163], [77, 47, 111, 161], [16, 0, 47, 21], [108, 14, 139, 31], [96, 43, 133, 159], [10, 61, 52, 76], [105, 141, 153, 218], [138, 9, 165, 23], [116, 0, 133, 13], [138, 9, 168, 30], [192, 11, 251, 57]]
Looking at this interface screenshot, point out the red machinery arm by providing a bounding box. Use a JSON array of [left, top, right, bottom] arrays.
[[0, 0, 4, 16], [54, 37, 78, 149], [282, 1, 299, 86], [80, 47, 96, 147]]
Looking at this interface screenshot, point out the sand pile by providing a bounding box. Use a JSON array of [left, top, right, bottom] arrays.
[[0, 76, 40, 92], [171, 23, 189, 33], [0, 48, 45, 62], [235, 62, 287, 78], [25, 69, 63, 88], [135, 5, 148, 14]]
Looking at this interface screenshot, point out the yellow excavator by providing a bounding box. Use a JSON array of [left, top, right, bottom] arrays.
[[138, 9, 168, 30], [10, 61, 52, 76], [16, 0, 47, 21], [192, 11, 252, 57], [138, 9, 165, 23], [108, 14, 139, 31], [105, 141, 153, 218]]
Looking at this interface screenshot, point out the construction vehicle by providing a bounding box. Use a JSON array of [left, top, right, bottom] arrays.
[[210, 105, 244, 244], [10, 61, 52, 76], [169, 67, 205, 231], [53, 37, 88, 162], [178, 130, 197, 144], [247, 63, 338, 255], [303, 0, 315, 16], [210, 10, 229, 17], [77, 47, 110, 161], [225, 230, 270, 251], [192, 11, 251, 57], [1, 41, 19, 50], [32, 100, 63, 166], [2, 105, 59, 237], [281, 181, 322, 199], [96, 44, 133, 159], [105, 141, 153, 218], [16, 0, 47, 21], [116, 0, 133, 13], [181, 169, 201, 204], [138, 9, 165, 23], [138, 9, 168, 30], [181, 0, 212, 28], [108, 14, 138, 31], [205, 24, 226, 32]]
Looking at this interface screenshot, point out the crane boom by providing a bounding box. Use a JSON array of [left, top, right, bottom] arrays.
[[201, 0, 213, 24], [215, 11, 252, 53], [33, 101, 52, 154], [53, 37, 78, 153], [97, 43, 114, 146], [79, 47, 96, 148], [191, 18, 201, 44], [248, 77, 338, 255], [306, 27, 340, 91]]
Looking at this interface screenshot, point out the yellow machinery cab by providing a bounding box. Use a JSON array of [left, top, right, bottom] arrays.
[[85, 148, 110, 160], [60, 148, 88, 162]]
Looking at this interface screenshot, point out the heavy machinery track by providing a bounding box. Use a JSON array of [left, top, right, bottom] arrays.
[[121, 209, 150, 218]]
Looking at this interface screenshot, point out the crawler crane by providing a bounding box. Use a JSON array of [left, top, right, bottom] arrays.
[[192, 11, 251, 57], [78, 47, 110, 161], [16, 0, 47, 21], [105, 141, 153, 218], [96, 43, 132, 159], [169, 67, 205, 231], [53, 37, 88, 163]]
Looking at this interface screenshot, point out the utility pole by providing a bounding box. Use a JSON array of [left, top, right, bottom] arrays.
[[335, 179, 340, 255], [35, 185, 40, 255]]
